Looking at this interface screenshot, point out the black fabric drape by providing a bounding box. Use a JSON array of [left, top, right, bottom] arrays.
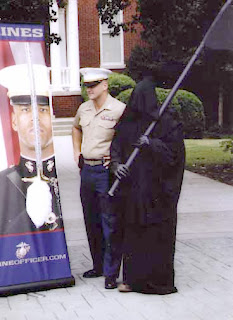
[[110, 76, 185, 225], [110, 76, 185, 294]]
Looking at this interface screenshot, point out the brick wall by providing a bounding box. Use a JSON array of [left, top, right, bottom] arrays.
[[78, 0, 145, 68], [52, 95, 82, 118], [123, 1, 146, 61], [78, 0, 100, 68], [54, 1, 145, 118]]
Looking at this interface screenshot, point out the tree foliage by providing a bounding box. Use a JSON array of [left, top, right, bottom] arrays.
[[0, 0, 66, 44], [0, 0, 54, 23], [97, 0, 225, 63]]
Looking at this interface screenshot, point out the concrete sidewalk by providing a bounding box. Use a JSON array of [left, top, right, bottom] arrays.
[[1, 135, 233, 320]]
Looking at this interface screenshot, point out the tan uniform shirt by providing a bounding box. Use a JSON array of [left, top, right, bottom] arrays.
[[73, 94, 126, 159]]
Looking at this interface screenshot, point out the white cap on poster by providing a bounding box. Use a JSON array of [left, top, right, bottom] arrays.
[[0, 64, 49, 100]]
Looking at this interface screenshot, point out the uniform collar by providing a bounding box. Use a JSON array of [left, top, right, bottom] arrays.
[[102, 94, 114, 111], [93, 94, 114, 114], [18, 155, 56, 177], [20, 154, 55, 162]]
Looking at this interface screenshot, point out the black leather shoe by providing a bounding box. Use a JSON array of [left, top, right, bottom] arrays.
[[105, 277, 117, 289], [83, 269, 102, 278]]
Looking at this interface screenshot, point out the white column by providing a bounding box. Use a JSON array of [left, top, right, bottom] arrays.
[[59, 8, 67, 68], [67, 0, 81, 92], [49, 0, 62, 91]]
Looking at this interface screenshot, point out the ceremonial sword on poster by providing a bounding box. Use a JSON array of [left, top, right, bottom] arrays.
[[22, 43, 55, 228]]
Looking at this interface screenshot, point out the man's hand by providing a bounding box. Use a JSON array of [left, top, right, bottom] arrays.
[[74, 151, 81, 165], [72, 126, 82, 166]]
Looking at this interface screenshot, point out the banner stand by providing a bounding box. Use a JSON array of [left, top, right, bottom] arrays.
[[0, 276, 75, 297], [0, 23, 75, 296]]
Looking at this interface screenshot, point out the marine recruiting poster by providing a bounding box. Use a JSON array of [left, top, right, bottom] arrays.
[[0, 23, 74, 295]]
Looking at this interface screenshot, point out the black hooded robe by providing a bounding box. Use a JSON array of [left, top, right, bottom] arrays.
[[110, 76, 185, 294]]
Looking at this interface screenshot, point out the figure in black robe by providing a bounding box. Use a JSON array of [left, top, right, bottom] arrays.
[[110, 75, 185, 294]]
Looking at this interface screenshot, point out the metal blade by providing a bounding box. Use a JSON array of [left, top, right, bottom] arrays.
[[25, 42, 42, 176]]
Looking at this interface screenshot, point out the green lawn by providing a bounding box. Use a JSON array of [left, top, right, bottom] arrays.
[[185, 139, 233, 167]]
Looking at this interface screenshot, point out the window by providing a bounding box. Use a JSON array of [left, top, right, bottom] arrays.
[[99, 11, 125, 69]]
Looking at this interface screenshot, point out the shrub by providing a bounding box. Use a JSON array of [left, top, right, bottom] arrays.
[[204, 125, 233, 139], [220, 139, 233, 153], [107, 72, 136, 97], [116, 87, 179, 107], [116, 87, 181, 116], [81, 72, 136, 101], [117, 87, 205, 139], [81, 71, 205, 139], [175, 90, 205, 138], [116, 88, 133, 104], [156, 88, 180, 112], [80, 77, 88, 102]]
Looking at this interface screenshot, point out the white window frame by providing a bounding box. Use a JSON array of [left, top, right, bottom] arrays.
[[99, 10, 125, 69]]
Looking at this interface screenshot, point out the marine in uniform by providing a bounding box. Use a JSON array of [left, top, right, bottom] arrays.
[[0, 64, 63, 235], [72, 68, 126, 289]]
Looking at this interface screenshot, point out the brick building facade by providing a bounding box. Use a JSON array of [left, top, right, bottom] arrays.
[[50, 0, 144, 118]]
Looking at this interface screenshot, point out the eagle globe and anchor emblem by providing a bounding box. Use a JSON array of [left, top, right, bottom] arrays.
[[16, 242, 31, 259]]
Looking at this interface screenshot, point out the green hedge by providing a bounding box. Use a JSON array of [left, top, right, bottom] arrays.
[[116, 88, 134, 104], [81, 72, 205, 139], [116, 87, 180, 113], [108, 73, 136, 97], [81, 77, 88, 102], [175, 90, 205, 138], [116, 87, 205, 139], [156, 87, 181, 113], [81, 72, 136, 102]]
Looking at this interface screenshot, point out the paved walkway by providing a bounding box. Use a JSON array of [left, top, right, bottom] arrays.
[[1, 135, 233, 320]]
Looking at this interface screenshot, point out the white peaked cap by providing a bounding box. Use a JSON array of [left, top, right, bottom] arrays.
[[0, 64, 49, 99], [80, 67, 112, 83]]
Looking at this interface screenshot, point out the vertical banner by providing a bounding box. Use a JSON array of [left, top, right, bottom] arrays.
[[0, 23, 75, 296]]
